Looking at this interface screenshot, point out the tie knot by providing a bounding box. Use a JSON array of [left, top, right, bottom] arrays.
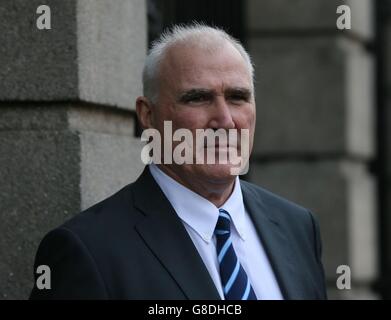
[[215, 209, 231, 234]]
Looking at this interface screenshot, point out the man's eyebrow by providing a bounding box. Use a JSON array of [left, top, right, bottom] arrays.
[[225, 87, 252, 96], [177, 89, 214, 102]]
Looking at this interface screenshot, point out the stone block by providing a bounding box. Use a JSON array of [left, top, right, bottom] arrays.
[[0, 128, 81, 299], [0, 104, 145, 299], [249, 36, 374, 157], [246, 0, 373, 40], [0, 0, 146, 109], [68, 106, 145, 209], [0, 0, 78, 101], [79, 131, 145, 209], [76, 0, 146, 109]]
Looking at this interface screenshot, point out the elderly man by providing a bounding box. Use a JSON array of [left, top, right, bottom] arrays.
[[30, 24, 327, 300]]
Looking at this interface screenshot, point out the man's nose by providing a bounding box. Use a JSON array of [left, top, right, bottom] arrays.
[[208, 96, 235, 129]]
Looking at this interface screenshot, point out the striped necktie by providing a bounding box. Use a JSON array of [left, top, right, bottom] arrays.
[[214, 208, 257, 300]]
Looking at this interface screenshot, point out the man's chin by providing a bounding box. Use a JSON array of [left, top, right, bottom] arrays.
[[194, 163, 239, 181]]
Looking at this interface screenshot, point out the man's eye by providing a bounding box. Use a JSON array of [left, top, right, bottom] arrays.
[[189, 95, 207, 102], [227, 94, 249, 102]]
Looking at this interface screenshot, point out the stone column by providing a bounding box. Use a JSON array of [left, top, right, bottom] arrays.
[[245, 0, 377, 298], [0, 0, 146, 299]]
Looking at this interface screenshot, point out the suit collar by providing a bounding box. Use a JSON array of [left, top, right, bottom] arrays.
[[149, 163, 247, 242], [132, 167, 221, 300], [240, 181, 307, 299]]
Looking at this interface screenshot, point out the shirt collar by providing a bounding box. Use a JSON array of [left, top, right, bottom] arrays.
[[149, 164, 247, 243]]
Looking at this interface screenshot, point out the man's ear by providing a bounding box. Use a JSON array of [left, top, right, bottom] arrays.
[[136, 96, 154, 129]]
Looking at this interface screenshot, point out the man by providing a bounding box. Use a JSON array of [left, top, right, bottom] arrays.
[[30, 24, 327, 300]]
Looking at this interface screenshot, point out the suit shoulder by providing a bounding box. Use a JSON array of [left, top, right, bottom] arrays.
[[58, 181, 141, 239], [33, 181, 143, 279], [240, 179, 312, 220], [240, 179, 321, 254]]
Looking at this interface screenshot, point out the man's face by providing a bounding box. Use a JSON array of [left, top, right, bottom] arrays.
[[151, 41, 256, 184]]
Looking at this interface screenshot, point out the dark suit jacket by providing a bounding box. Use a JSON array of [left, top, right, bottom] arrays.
[[30, 167, 327, 299]]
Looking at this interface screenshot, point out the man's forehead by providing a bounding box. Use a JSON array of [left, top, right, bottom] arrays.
[[175, 74, 253, 92], [163, 41, 247, 72], [158, 42, 253, 95]]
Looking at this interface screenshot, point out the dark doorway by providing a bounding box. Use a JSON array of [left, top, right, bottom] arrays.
[[147, 0, 245, 46]]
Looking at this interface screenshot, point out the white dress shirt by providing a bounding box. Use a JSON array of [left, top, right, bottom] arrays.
[[149, 164, 283, 300]]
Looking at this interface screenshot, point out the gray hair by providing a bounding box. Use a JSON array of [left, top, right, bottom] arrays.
[[142, 23, 255, 104]]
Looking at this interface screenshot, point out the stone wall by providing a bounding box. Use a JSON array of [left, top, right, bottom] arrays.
[[0, 0, 146, 299], [245, 0, 378, 299]]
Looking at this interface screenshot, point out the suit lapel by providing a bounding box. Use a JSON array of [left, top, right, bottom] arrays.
[[241, 182, 305, 299], [133, 167, 220, 300]]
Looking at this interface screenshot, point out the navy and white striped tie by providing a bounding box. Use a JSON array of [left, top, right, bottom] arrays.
[[214, 209, 257, 300]]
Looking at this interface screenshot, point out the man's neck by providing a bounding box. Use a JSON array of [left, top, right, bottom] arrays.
[[156, 164, 236, 207]]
